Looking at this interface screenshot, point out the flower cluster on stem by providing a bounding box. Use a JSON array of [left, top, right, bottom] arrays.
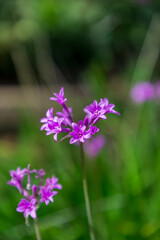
[[7, 165, 62, 219], [40, 87, 120, 143]]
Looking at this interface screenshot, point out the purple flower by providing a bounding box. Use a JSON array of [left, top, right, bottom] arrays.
[[40, 107, 54, 129], [16, 198, 37, 219], [40, 87, 119, 144], [89, 125, 99, 135], [69, 122, 92, 144], [45, 176, 62, 190], [50, 87, 67, 105], [100, 98, 120, 115], [35, 169, 46, 178], [7, 167, 26, 193], [84, 100, 107, 124], [41, 112, 64, 141], [8, 166, 62, 219], [8, 167, 26, 182], [84, 135, 106, 158], [56, 107, 73, 126], [130, 82, 155, 103], [39, 186, 58, 205]]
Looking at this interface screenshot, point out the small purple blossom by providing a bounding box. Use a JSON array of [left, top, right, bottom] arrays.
[[69, 122, 92, 144], [40, 107, 54, 131], [39, 187, 57, 205], [130, 82, 155, 103], [84, 135, 106, 159], [16, 198, 37, 219], [41, 112, 64, 141], [35, 169, 46, 178], [84, 100, 107, 124], [40, 87, 119, 143], [45, 117, 64, 141], [89, 125, 99, 135], [50, 87, 67, 105], [7, 167, 26, 193], [8, 166, 62, 219], [45, 176, 62, 190], [100, 98, 120, 115]]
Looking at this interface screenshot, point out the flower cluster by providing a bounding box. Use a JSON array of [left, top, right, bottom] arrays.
[[7, 165, 62, 219], [40, 87, 120, 143], [130, 81, 160, 103]]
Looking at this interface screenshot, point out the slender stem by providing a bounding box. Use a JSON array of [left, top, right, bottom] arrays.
[[34, 218, 42, 240], [80, 142, 96, 240]]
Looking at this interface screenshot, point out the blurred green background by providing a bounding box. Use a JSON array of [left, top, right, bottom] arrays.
[[1, 0, 160, 239]]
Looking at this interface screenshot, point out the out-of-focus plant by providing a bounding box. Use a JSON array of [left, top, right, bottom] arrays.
[[130, 81, 160, 103], [7, 165, 62, 240]]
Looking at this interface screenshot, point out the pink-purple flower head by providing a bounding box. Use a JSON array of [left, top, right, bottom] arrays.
[[50, 87, 67, 105], [41, 109, 64, 141], [84, 99, 120, 125], [130, 82, 155, 103], [45, 176, 63, 190], [100, 98, 120, 115], [40, 107, 54, 128], [7, 165, 62, 219], [84, 100, 107, 124], [40, 87, 120, 144], [7, 167, 26, 193], [16, 198, 38, 219], [69, 122, 93, 144], [39, 187, 58, 205]]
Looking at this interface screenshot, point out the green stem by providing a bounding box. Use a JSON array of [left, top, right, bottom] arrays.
[[80, 142, 96, 240], [34, 218, 42, 240]]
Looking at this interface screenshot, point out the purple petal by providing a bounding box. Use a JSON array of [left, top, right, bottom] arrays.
[[79, 137, 85, 142], [100, 115, 107, 120], [46, 108, 53, 118], [40, 124, 48, 131], [59, 87, 64, 96], [70, 138, 78, 144], [50, 97, 57, 101], [30, 211, 37, 219], [53, 133, 58, 141], [45, 200, 49, 205], [40, 118, 48, 123]]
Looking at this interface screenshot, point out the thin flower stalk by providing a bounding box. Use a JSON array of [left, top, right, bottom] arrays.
[[40, 87, 119, 239], [80, 142, 95, 240], [34, 218, 42, 240]]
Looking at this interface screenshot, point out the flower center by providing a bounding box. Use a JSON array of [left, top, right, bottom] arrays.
[[78, 132, 83, 137], [95, 110, 99, 115]]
